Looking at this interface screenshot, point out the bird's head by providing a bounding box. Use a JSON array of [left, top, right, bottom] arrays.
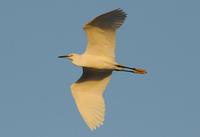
[[58, 53, 80, 61]]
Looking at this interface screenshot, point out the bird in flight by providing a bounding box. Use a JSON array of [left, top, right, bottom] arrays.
[[59, 9, 147, 130]]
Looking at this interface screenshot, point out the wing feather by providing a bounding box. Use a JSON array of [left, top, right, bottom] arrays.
[[84, 8, 127, 30], [71, 68, 112, 130], [83, 9, 127, 59]]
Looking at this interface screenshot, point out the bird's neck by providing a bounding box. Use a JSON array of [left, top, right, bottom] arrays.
[[71, 54, 84, 67]]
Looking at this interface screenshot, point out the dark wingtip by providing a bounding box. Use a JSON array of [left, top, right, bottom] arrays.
[[87, 8, 127, 30], [115, 8, 127, 16]]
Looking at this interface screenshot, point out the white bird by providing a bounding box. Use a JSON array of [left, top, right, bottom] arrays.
[[59, 9, 147, 130]]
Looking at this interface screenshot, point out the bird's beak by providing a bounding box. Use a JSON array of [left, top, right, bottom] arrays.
[[132, 68, 147, 74], [58, 55, 70, 58]]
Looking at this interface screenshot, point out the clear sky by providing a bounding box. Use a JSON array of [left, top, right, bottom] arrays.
[[1, 0, 200, 137]]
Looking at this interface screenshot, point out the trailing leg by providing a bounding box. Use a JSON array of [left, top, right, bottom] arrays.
[[115, 64, 147, 74]]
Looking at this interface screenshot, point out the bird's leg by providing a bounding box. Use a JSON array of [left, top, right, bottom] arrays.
[[115, 64, 147, 74], [114, 69, 133, 73]]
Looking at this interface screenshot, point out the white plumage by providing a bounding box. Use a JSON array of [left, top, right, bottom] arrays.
[[59, 9, 146, 130]]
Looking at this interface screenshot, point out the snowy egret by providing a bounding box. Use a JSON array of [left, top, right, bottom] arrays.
[[59, 9, 147, 130]]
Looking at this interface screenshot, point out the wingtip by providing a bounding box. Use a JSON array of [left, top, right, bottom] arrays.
[[114, 8, 127, 17], [88, 121, 104, 131]]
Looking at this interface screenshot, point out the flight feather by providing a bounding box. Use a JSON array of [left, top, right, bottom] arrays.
[[71, 68, 112, 130], [83, 9, 127, 59]]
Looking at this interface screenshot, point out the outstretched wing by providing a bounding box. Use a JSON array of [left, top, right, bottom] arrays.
[[71, 68, 112, 130], [83, 9, 127, 59]]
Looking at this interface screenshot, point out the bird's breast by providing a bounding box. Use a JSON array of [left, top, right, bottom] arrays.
[[73, 54, 116, 70]]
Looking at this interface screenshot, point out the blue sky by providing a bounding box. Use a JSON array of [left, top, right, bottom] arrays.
[[0, 0, 200, 137]]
